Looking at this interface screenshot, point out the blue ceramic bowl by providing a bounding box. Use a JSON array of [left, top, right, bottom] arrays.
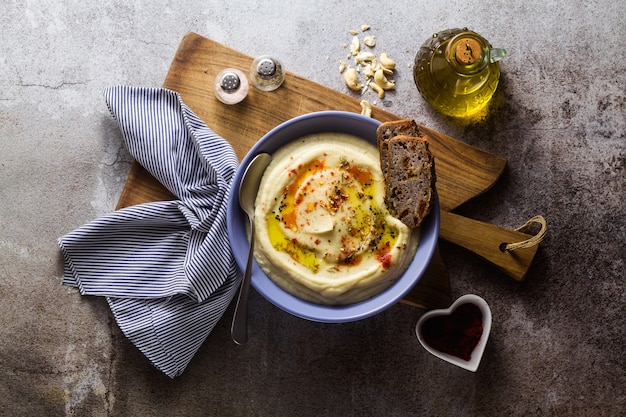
[[226, 111, 440, 323]]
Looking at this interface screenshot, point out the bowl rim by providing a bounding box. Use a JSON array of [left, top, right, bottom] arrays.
[[415, 294, 492, 372], [226, 110, 440, 323]]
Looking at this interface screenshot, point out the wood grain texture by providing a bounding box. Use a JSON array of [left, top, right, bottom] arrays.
[[117, 32, 507, 211], [439, 211, 538, 281], [114, 32, 515, 309]]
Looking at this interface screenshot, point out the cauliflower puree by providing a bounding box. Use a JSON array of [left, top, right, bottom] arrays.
[[253, 132, 419, 305]]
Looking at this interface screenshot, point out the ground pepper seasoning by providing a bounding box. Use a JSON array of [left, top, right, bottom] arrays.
[[421, 303, 483, 361]]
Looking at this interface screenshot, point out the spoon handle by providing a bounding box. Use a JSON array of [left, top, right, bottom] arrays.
[[231, 220, 255, 344]]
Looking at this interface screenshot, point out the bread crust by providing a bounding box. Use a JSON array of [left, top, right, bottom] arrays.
[[376, 119, 419, 174], [376, 119, 435, 228]]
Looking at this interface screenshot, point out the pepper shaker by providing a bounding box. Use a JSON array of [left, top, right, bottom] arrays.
[[250, 55, 285, 91]]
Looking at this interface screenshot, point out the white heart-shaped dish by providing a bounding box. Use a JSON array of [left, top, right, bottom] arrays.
[[415, 294, 492, 372]]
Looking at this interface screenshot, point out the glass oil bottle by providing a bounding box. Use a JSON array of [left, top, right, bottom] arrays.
[[413, 28, 506, 118]]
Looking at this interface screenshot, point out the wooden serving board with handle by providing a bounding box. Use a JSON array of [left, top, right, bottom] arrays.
[[116, 33, 536, 310]]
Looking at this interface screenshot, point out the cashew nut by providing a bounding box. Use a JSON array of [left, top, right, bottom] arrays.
[[355, 51, 376, 65], [380, 65, 394, 75], [343, 67, 363, 91], [363, 35, 376, 47], [339, 28, 397, 100], [360, 100, 372, 117], [379, 52, 396, 70], [350, 36, 360, 56], [363, 63, 376, 80], [374, 68, 395, 90], [368, 81, 385, 99]]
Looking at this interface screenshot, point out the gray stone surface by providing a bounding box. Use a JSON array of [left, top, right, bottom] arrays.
[[1, 1, 624, 416]]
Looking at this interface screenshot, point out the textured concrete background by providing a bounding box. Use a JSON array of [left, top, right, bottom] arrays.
[[1, 0, 624, 416]]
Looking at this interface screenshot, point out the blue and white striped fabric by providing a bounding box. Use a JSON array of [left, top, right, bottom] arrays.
[[58, 86, 241, 378]]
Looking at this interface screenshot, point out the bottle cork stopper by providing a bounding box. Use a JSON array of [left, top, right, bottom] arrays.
[[455, 38, 482, 65]]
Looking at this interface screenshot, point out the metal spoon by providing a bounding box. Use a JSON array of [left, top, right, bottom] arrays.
[[231, 152, 272, 345]]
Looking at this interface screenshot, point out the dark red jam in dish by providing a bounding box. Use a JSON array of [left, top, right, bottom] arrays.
[[421, 303, 483, 361]]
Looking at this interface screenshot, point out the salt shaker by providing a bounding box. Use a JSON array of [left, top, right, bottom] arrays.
[[214, 68, 249, 105]]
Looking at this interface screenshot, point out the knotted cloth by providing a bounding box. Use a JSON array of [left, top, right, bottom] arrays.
[[58, 86, 241, 378]]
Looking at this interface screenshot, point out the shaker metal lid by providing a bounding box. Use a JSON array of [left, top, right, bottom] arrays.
[[255, 57, 277, 78], [218, 71, 242, 93]]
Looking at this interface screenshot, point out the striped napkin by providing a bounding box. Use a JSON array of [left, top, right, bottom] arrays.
[[58, 86, 241, 378]]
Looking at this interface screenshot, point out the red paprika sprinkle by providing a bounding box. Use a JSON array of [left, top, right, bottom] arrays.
[[421, 303, 483, 361]]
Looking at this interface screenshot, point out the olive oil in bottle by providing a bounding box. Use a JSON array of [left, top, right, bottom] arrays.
[[413, 28, 506, 118]]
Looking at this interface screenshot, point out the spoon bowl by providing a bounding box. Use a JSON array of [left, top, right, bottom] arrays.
[[230, 152, 272, 344]]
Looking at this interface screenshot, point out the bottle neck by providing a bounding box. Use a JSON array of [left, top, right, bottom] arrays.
[[445, 33, 490, 75]]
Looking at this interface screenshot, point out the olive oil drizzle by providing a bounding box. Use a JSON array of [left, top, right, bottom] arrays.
[[266, 158, 400, 273]]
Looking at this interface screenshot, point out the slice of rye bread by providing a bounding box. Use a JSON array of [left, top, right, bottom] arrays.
[[376, 118, 423, 178], [385, 135, 436, 228]]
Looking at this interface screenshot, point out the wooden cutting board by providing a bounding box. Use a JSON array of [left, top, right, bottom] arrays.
[[115, 32, 510, 309], [117, 34, 506, 212]]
